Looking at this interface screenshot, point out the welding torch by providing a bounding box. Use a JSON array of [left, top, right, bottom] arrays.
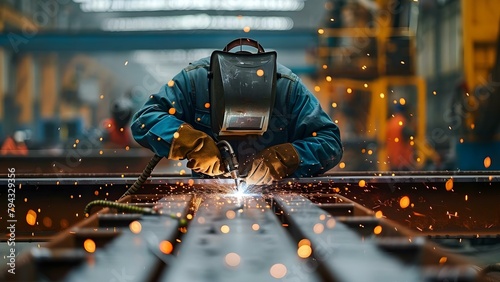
[[217, 140, 244, 191]]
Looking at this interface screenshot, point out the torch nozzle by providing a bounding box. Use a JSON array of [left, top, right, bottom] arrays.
[[217, 140, 240, 192]]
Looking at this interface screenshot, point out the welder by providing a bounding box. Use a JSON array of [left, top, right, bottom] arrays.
[[131, 38, 343, 186], [101, 97, 135, 148]]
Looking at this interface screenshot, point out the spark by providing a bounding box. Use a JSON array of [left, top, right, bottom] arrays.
[[159, 240, 173, 254], [298, 239, 311, 247], [313, 223, 324, 234], [225, 253, 241, 267], [270, 264, 287, 279], [399, 196, 410, 209], [326, 218, 336, 228], [221, 225, 230, 233], [26, 210, 37, 226], [129, 221, 142, 234], [445, 178, 453, 191], [484, 156, 491, 168], [297, 245, 312, 258], [226, 210, 236, 219], [84, 239, 96, 253]]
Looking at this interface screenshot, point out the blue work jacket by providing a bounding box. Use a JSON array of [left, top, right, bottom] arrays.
[[131, 57, 343, 177]]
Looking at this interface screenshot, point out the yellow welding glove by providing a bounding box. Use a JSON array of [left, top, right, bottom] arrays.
[[245, 143, 300, 186], [169, 124, 224, 176]]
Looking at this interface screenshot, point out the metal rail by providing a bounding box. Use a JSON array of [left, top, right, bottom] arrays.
[[1, 193, 493, 282]]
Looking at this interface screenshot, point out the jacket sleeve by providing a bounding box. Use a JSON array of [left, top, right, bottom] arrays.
[[130, 70, 193, 157], [288, 79, 343, 177]]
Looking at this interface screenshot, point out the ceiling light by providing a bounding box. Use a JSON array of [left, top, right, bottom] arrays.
[[77, 0, 305, 12], [102, 14, 294, 31]]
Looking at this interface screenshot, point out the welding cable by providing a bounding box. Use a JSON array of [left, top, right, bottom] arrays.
[[84, 200, 156, 216], [83, 200, 189, 227], [119, 154, 162, 199]]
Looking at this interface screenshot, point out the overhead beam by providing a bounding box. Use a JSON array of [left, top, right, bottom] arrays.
[[0, 31, 318, 53]]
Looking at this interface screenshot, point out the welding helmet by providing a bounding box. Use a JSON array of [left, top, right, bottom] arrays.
[[111, 97, 134, 128], [209, 38, 277, 136]]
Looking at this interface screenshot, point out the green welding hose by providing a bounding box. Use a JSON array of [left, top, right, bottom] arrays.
[[119, 154, 162, 199], [84, 200, 155, 215], [84, 154, 191, 226], [83, 200, 188, 227]]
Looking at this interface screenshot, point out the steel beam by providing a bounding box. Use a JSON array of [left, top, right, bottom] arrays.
[[272, 194, 480, 282], [159, 194, 322, 282], [0, 31, 318, 53], [4, 195, 192, 282]]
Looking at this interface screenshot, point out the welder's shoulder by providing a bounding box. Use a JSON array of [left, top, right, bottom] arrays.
[[184, 57, 210, 72], [277, 63, 298, 82]]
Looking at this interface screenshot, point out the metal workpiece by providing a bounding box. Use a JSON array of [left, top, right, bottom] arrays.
[[159, 194, 322, 282], [272, 194, 482, 282], [2, 191, 493, 282], [3, 195, 193, 282], [62, 215, 179, 282], [272, 194, 421, 282]]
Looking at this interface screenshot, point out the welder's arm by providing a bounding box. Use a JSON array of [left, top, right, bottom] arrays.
[[131, 72, 192, 157], [245, 81, 343, 185], [131, 71, 224, 176], [287, 81, 343, 178]]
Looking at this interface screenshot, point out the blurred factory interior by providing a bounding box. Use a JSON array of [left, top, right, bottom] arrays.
[[0, 0, 499, 174], [1, 0, 500, 281]]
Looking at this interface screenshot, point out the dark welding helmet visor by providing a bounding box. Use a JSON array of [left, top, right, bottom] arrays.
[[209, 38, 277, 136], [111, 97, 133, 128]]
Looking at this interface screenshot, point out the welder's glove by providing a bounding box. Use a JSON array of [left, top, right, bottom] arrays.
[[245, 143, 300, 186], [169, 124, 224, 176]]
